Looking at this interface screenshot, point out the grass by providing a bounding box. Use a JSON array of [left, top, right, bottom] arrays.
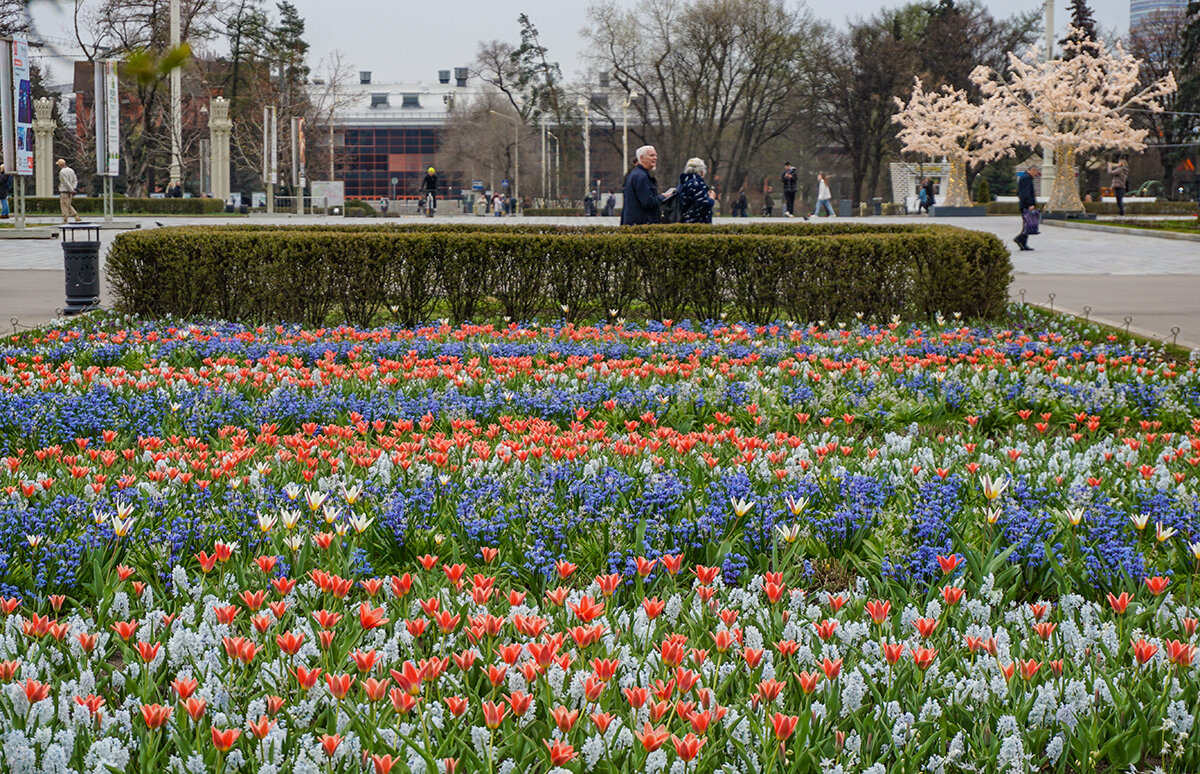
[[1101, 218, 1200, 234]]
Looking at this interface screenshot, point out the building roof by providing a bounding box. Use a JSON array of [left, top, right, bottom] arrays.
[[317, 71, 486, 128]]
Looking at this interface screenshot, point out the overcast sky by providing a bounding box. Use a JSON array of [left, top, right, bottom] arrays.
[[29, 0, 1130, 86]]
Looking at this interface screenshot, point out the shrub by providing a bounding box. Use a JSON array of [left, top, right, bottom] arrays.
[[973, 177, 991, 203], [107, 223, 1012, 326], [986, 200, 1198, 215], [26, 197, 226, 215]]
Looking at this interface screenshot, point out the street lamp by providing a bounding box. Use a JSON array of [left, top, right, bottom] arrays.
[[546, 130, 560, 202], [489, 109, 520, 212], [577, 96, 590, 202], [622, 90, 638, 176], [169, 0, 182, 186]]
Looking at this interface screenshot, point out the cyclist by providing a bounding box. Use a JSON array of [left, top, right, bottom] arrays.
[[420, 167, 438, 215]]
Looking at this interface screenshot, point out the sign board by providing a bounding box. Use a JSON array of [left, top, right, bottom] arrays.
[[472, 180, 484, 191], [262, 106, 277, 185], [94, 59, 120, 176], [11, 38, 31, 175], [310, 180, 344, 207], [251, 192, 266, 208], [291, 117, 306, 188], [501, 179, 509, 188], [0, 40, 13, 172]]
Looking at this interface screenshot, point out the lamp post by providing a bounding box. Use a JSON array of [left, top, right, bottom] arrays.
[[541, 116, 547, 203], [1040, 0, 1056, 197], [577, 97, 590, 202], [169, 0, 182, 187], [546, 130, 560, 202], [622, 90, 638, 175], [489, 109, 520, 211]]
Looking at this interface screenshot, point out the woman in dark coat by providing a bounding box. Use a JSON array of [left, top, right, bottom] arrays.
[[677, 157, 715, 224]]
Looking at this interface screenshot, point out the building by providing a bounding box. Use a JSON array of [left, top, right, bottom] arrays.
[[1130, 0, 1190, 32], [325, 68, 482, 200]]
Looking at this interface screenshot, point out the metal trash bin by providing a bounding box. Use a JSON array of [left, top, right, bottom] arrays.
[[62, 223, 101, 315], [838, 199, 853, 217], [872, 197, 883, 216]]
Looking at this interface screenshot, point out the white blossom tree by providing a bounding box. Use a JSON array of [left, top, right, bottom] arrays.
[[970, 33, 1176, 212], [893, 78, 1014, 208]]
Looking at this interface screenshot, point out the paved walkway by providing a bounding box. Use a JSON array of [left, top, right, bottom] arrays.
[[1, 214, 1198, 350]]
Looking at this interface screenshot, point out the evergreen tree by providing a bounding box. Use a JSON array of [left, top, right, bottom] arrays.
[[1059, 0, 1100, 59], [224, 0, 270, 106], [271, 1, 310, 100]]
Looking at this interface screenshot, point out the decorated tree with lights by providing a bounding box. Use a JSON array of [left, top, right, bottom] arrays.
[[893, 78, 1014, 208], [970, 33, 1176, 212]]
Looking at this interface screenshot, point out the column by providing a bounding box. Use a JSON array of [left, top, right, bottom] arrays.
[[33, 98, 55, 198], [208, 97, 232, 202]]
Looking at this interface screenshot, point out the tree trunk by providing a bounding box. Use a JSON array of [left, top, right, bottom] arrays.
[[1046, 144, 1085, 213], [942, 155, 972, 207]]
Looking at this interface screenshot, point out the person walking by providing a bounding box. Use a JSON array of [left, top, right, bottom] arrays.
[[734, 189, 748, 218], [603, 190, 616, 217], [620, 145, 675, 226], [1107, 157, 1129, 217], [781, 162, 798, 217], [762, 187, 774, 217], [812, 173, 835, 218], [677, 157, 715, 224], [380, 197, 389, 215], [0, 164, 10, 219], [56, 158, 81, 223], [919, 177, 935, 214], [1014, 164, 1040, 251]]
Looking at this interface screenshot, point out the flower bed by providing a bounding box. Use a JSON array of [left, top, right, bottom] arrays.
[[0, 310, 1199, 771]]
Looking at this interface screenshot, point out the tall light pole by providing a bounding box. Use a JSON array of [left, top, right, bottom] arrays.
[[577, 96, 590, 201], [622, 90, 638, 176], [541, 115, 547, 203], [1041, 0, 1056, 197], [489, 109, 520, 211], [547, 130, 560, 202], [169, 0, 182, 187]]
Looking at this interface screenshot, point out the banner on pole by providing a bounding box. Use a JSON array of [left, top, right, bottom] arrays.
[[11, 38, 31, 175], [291, 117, 306, 188], [104, 61, 120, 175], [262, 106, 278, 185], [0, 40, 13, 173]]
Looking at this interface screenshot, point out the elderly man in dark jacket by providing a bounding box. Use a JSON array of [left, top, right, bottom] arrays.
[[1014, 165, 1040, 251], [620, 145, 675, 226]]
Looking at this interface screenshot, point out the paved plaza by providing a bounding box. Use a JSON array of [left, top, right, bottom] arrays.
[[1, 214, 1198, 349]]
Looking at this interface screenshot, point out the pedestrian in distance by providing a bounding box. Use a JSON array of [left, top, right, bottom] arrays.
[[1014, 164, 1040, 252], [380, 197, 389, 215], [1107, 157, 1129, 217], [676, 157, 715, 224], [813, 172, 835, 218], [781, 162, 798, 217], [604, 190, 617, 217], [0, 164, 10, 219], [919, 177, 935, 214], [493, 192, 504, 217], [56, 158, 81, 224], [735, 189, 749, 218], [167, 181, 183, 198], [620, 145, 675, 226], [762, 186, 774, 217]]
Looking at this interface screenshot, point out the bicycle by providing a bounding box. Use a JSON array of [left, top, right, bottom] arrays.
[[423, 191, 435, 218]]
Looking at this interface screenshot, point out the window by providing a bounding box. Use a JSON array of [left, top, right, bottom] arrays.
[[370, 93, 389, 108], [401, 94, 420, 109]]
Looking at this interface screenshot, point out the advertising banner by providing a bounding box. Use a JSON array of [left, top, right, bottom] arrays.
[[104, 61, 120, 175], [291, 117, 306, 188], [262, 106, 278, 185], [11, 38, 31, 175]]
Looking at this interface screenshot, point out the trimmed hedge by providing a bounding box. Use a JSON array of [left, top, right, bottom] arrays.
[[26, 197, 227, 215], [106, 223, 1011, 326], [986, 200, 1198, 215]]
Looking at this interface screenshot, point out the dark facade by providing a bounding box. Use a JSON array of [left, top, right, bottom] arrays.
[[342, 127, 462, 200]]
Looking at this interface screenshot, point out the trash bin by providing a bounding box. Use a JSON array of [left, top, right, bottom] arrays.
[[62, 223, 101, 315], [872, 197, 883, 216], [838, 199, 853, 217]]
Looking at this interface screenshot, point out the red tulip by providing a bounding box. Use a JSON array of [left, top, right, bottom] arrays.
[[864, 599, 891, 625], [211, 727, 240, 751], [481, 699, 507, 729], [1106, 592, 1131, 614], [325, 673, 356, 699], [140, 703, 173, 729], [370, 754, 397, 774], [248, 715, 274, 739], [1145, 576, 1170, 596], [771, 712, 799, 742], [671, 732, 705, 761], [544, 739, 577, 767], [635, 722, 669, 752], [319, 734, 342, 757], [183, 697, 207, 721]]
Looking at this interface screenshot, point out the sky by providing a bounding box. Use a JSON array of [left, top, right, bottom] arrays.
[[28, 0, 1131, 86]]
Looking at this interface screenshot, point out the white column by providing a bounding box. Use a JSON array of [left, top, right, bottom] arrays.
[[32, 98, 55, 198], [1040, 0, 1056, 198], [208, 97, 232, 201], [169, 0, 182, 186]]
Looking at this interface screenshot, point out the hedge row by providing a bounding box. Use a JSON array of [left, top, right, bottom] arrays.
[[986, 200, 1199, 215], [106, 224, 1011, 326], [24, 197, 228, 215]]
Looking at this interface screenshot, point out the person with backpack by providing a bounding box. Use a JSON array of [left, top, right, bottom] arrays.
[[676, 157, 714, 224]]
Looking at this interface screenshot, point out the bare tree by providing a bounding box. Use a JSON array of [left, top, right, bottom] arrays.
[[306, 50, 357, 182], [437, 92, 530, 197], [583, 0, 825, 188], [1129, 8, 1196, 196]]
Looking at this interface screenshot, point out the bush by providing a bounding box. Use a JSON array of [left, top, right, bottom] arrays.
[[26, 197, 226, 215], [343, 200, 376, 217], [986, 200, 1198, 215], [523, 208, 588, 216], [107, 223, 1012, 326], [973, 177, 991, 203]]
